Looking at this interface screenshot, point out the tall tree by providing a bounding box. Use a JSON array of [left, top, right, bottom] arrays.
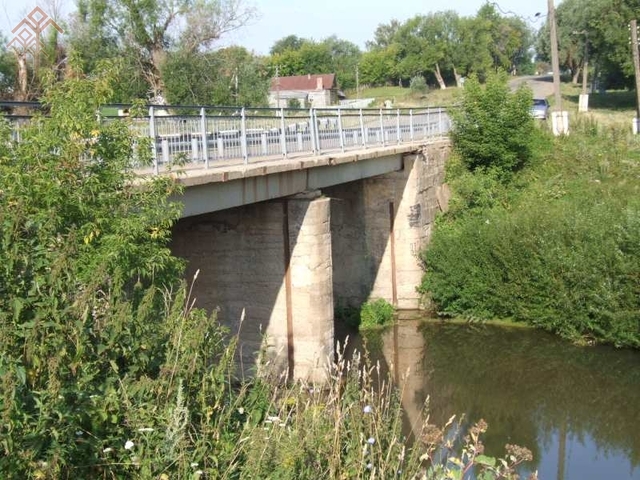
[[68, 0, 256, 100]]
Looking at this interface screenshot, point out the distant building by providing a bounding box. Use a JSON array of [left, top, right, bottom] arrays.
[[269, 73, 339, 108]]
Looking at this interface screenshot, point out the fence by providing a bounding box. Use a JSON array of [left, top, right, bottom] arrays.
[[3, 103, 451, 174]]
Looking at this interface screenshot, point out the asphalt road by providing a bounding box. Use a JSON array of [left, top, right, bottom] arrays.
[[510, 75, 557, 99]]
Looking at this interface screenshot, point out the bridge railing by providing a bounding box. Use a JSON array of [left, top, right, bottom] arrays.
[[2, 103, 451, 174]]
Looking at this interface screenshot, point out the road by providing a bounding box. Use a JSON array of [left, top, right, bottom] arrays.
[[510, 75, 557, 99]]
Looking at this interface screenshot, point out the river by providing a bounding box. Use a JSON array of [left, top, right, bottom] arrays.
[[340, 317, 640, 480]]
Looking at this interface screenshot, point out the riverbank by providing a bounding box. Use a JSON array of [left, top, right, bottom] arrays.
[[420, 74, 640, 348]]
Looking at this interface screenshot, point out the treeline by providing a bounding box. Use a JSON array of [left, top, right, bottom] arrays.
[[0, 0, 638, 107], [536, 0, 640, 89]]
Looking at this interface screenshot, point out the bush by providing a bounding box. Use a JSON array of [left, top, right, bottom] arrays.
[[420, 122, 640, 348], [409, 75, 428, 94], [450, 70, 535, 177], [360, 299, 396, 329]]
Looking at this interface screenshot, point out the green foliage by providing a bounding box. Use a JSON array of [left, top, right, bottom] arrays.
[[450, 71, 535, 176], [334, 303, 360, 329], [421, 121, 640, 348], [410, 75, 429, 94], [267, 35, 362, 89], [360, 299, 396, 329], [162, 47, 269, 106]]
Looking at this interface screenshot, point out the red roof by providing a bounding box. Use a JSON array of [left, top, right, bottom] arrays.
[[270, 74, 336, 91]]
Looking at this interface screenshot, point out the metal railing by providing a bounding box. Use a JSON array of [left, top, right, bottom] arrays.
[[3, 103, 451, 174]]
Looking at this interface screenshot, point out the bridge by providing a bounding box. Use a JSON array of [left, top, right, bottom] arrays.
[[142, 106, 453, 382], [8, 103, 453, 382]]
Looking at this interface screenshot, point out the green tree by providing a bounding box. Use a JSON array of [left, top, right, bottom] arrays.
[[270, 34, 306, 55], [359, 46, 400, 86], [67, 0, 256, 99], [163, 47, 269, 106], [450, 71, 535, 175]]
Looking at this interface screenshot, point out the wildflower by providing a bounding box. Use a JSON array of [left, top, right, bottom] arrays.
[[124, 440, 134, 450], [75, 431, 83, 436], [366, 463, 373, 470], [195, 471, 204, 477], [363, 405, 372, 414], [367, 437, 376, 445], [102, 447, 113, 453], [237, 407, 245, 415], [191, 462, 199, 468]]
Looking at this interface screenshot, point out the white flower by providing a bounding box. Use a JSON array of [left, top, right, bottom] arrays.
[[195, 470, 204, 476], [137, 427, 154, 432], [75, 430, 83, 436], [366, 463, 373, 470], [191, 462, 199, 468], [102, 447, 113, 453], [363, 405, 372, 414], [367, 437, 375, 445], [124, 440, 134, 450], [237, 407, 245, 415]]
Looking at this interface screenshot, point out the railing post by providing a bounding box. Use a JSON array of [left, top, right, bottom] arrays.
[[149, 106, 158, 175], [200, 107, 209, 168], [438, 107, 442, 135], [379, 108, 385, 146], [396, 108, 401, 143], [337, 108, 345, 152], [359, 108, 366, 148], [410, 109, 414, 141], [241, 107, 248, 164], [426, 108, 430, 138], [310, 108, 319, 154], [280, 108, 287, 157]]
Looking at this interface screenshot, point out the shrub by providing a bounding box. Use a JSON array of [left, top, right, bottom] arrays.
[[450, 70, 535, 177], [410, 75, 428, 94], [360, 299, 396, 329], [420, 122, 640, 348]]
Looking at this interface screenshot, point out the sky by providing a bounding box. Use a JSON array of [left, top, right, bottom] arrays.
[[0, 0, 559, 55]]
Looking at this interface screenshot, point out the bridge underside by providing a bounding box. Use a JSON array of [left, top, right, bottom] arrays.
[[170, 140, 450, 382]]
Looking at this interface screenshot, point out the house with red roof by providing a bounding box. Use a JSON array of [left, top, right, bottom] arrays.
[[269, 73, 339, 108]]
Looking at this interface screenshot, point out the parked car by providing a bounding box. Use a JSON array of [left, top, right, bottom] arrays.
[[531, 98, 550, 120]]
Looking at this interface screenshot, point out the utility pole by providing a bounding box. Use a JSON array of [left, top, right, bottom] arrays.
[[275, 65, 281, 109], [630, 20, 640, 133], [548, 0, 568, 134]]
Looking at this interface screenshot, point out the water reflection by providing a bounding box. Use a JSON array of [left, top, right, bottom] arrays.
[[347, 318, 640, 480]]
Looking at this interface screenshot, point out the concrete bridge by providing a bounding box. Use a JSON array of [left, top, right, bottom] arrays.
[[168, 136, 451, 382]]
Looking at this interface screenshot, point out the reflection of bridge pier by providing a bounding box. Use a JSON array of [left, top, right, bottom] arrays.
[[379, 318, 431, 439]]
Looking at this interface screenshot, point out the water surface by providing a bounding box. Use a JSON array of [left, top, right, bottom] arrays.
[[343, 319, 640, 480]]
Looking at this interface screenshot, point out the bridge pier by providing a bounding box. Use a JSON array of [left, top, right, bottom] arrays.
[[171, 192, 334, 383], [328, 144, 448, 310]]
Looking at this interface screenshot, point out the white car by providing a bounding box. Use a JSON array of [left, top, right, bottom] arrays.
[[531, 98, 550, 120]]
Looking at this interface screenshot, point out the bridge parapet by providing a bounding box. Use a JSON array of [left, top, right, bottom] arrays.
[[3, 101, 451, 174]]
